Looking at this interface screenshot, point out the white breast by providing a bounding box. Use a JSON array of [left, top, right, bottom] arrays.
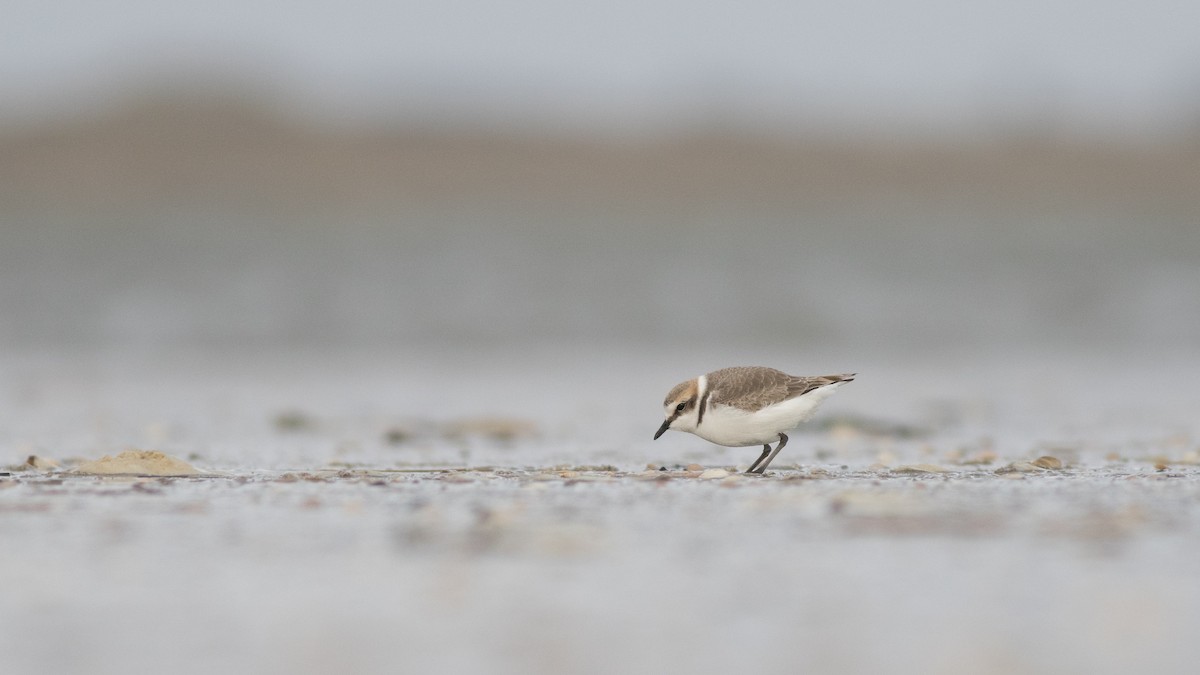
[[691, 383, 844, 447]]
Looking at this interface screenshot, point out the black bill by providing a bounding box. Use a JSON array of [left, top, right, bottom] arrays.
[[653, 419, 671, 440]]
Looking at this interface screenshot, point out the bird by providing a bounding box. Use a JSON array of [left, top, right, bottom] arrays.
[[654, 367, 855, 474]]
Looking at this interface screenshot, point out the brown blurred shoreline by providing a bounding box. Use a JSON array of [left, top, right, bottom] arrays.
[[2, 93, 1197, 350], [3, 95, 1198, 213]]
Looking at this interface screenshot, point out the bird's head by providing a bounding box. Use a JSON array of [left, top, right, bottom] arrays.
[[654, 377, 701, 439]]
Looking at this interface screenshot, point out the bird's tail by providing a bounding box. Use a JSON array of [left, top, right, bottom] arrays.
[[822, 372, 856, 385]]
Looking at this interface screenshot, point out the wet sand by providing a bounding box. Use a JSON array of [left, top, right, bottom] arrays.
[[3, 463, 1199, 675], [3, 347, 1199, 675]]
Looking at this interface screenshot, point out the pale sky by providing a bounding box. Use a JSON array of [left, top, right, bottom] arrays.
[[3, 0, 1199, 135]]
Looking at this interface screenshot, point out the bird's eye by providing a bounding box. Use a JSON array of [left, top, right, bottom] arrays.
[[675, 402, 686, 412]]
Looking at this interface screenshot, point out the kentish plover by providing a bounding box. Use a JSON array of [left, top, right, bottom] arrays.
[[654, 367, 855, 474]]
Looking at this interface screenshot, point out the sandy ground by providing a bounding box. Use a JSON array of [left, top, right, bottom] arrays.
[[3, 464, 1199, 675], [2, 346, 1199, 675]]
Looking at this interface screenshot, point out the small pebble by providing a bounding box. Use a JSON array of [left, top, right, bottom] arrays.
[[698, 468, 730, 480], [892, 464, 951, 474], [443, 417, 538, 442], [24, 455, 61, 471], [996, 461, 1042, 474]]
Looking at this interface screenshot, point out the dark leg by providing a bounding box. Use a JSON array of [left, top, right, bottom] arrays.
[[749, 433, 789, 474], [745, 444, 771, 474]]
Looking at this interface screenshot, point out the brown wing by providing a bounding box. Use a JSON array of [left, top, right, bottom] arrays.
[[786, 373, 856, 398], [708, 367, 855, 412]]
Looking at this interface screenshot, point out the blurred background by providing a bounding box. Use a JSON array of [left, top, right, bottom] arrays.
[[5, 6, 1200, 675], [3, 0, 1198, 359]]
